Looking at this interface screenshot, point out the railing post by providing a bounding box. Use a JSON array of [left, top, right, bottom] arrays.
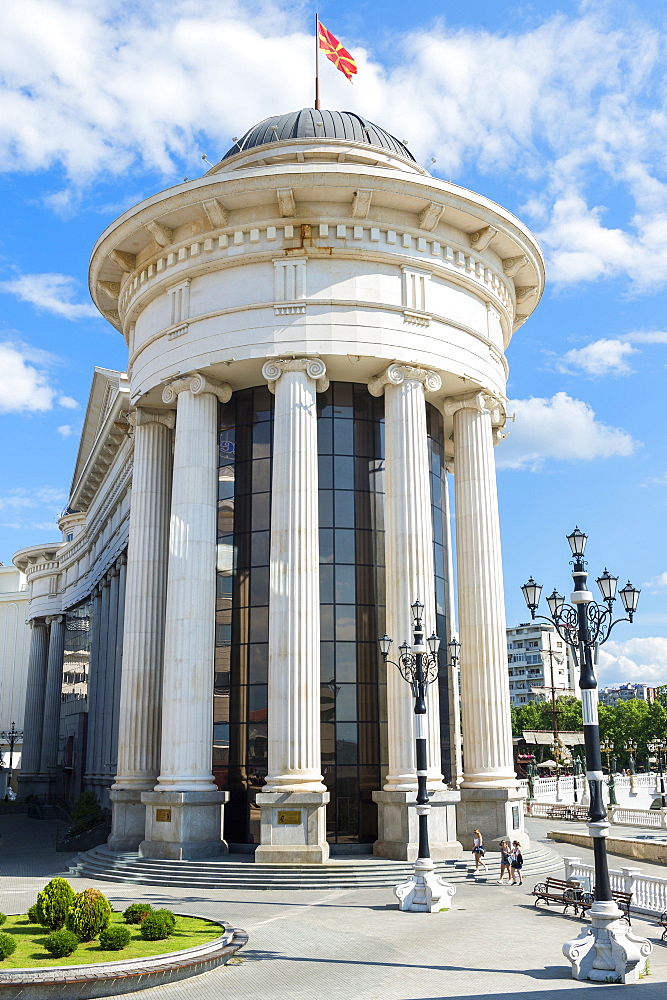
[[660, 808, 667, 830], [563, 857, 582, 881], [619, 867, 642, 900]]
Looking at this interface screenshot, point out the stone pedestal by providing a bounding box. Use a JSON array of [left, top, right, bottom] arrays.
[[563, 901, 652, 984], [140, 790, 229, 860], [373, 790, 462, 861], [394, 858, 457, 912], [254, 791, 330, 864], [456, 785, 529, 849]]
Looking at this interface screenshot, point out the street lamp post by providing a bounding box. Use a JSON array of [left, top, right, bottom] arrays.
[[573, 755, 583, 805], [521, 527, 651, 984], [551, 740, 564, 802], [601, 737, 617, 807], [379, 600, 458, 913], [624, 740, 637, 794], [647, 738, 667, 809], [0, 722, 23, 780]]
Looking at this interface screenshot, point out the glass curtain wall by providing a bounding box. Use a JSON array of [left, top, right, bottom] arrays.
[[216, 383, 450, 846]]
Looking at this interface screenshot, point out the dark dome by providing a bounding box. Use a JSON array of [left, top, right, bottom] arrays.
[[222, 108, 415, 162]]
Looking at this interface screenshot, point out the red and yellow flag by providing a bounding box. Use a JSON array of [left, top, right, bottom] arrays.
[[318, 21, 357, 82]]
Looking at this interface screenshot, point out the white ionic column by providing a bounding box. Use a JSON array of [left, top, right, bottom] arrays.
[[87, 576, 110, 796], [110, 409, 173, 850], [255, 358, 330, 864], [40, 615, 66, 779], [369, 365, 461, 862], [17, 619, 49, 797], [100, 565, 120, 792], [444, 392, 526, 845], [83, 586, 103, 788], [140, 373, 231, 860], [110, 554, 126, 772]]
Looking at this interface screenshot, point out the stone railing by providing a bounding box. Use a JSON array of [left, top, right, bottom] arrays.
[[520, 773, 657, 799], [527, 799, 667, 828], [563, 856, 667, 916], [527, 801, 589, 821]]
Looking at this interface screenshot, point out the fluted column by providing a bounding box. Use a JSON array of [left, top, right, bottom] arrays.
[[110, 409, 173, 850], [39, 615, 66, 782], [86, 577, 110, 795], [369, 364, 444, 791], [17, 619, 49, 797], [255, 358, 330, 864], [83, 586, 103, 788], [140, 373, 231, 860], [444, 391, 526, 844], [100, 565, 119, 790], [368, 365, 461, 862], [110, 554, 127, 772]]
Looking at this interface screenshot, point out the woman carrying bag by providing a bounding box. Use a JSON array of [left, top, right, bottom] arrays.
[[472, 829, 487, 874]]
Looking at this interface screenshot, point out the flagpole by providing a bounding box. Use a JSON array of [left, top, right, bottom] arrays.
[[315, 12, 321, 110]]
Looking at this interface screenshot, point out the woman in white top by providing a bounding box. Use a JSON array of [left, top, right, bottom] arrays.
[[472, 829, 487, 873]]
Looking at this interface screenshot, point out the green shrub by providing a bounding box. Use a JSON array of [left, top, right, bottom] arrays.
[[67, 888, 112, 942], [99, 924, 131, 950], [140, 911, 174, 941], [43, 929, 79, 958], [123, 902, 153, 924], [153, 909, 176, 931], [27, 902, 44, 925], [0, 913, 6, 926], [68, 791, 104, 837], [0, 933, 16, 960], [37, 877, 76, 930]]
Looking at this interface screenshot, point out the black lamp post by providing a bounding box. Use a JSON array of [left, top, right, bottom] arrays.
[[573, 754, 583, 804], [647, 738, 667, 809], [379, 601, 459, 912], [0, 722, 23, 796], [522, 528, 649, 982]]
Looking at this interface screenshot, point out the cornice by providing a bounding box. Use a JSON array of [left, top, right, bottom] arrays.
[[70, 390, 131, 512], [13, 544, 63, 578]]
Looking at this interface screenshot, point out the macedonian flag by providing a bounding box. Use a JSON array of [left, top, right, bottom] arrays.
[[318, 21, 357, 82]]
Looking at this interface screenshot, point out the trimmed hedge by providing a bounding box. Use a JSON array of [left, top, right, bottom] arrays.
[[139, 911, 175, 941], [67, 888, 112, 942], [123, 902, 153, 924], [36, 878, 75, 931], [0, 913, 6, 926], [43, 929, 79, 958], [99, 924, 131, 950], [0, 933, 17, 960]]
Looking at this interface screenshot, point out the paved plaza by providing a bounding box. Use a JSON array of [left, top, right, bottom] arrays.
[[1, 814, 666, 999]]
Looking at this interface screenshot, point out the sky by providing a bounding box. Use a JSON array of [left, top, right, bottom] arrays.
[[0, 0, 666, 686]]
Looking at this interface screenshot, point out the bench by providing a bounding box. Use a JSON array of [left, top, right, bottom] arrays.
[[577, 889, 632, 926], [660, 911, 667, 941], [532, 877, 583, 915]]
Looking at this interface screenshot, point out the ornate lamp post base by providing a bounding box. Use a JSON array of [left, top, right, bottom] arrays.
[[563, 903, 652, 984], [394, 856, 457, 913]]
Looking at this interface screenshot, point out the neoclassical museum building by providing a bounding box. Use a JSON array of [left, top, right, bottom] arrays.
[[14, 108, 543, 863]]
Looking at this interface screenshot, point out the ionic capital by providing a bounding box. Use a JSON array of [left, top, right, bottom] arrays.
[[45, 615, 64, 626], [129, 407, 176, 430], [443, 391, 507, 443], [262, 358, 329, 394], [367, 363, 442, 397], [162, 373, 232, 406]]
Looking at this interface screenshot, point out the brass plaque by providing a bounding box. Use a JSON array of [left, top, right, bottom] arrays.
[[277, 810, 301, 825], [155, 808, 172, 823]]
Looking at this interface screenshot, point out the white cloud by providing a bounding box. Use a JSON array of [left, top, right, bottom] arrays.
[[0, 486, 67, 534], [626, 331, 667, 344], [57, 395, 78, 409], [0, 272, 96, 320], [57, 424, 73, 437], [497, 392, 637, 470], [0, 341, 56, 412], [644, 572, 667, 588], [557, 338, 638, 377], [597, 637, 667, 686]]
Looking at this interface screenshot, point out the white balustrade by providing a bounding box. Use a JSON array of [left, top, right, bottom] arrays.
[[563, 856, 667, 916]]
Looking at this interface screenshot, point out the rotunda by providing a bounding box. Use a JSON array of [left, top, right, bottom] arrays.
[[18, 107, 544, 863]]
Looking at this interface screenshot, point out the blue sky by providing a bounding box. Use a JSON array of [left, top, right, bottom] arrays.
[[1, 0, 666, 685]]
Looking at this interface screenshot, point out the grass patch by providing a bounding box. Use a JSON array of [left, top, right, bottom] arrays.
[[0, 912, 223, 969]]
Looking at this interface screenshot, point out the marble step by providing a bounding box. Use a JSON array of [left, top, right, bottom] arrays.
[[69, 844, 563, 889]]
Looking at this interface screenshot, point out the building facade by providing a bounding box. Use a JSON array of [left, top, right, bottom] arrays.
[[599, 684, 656, 707], [15, 108, 544, 862], [507, 623, 578, 708], [0, 564, 31, 787]]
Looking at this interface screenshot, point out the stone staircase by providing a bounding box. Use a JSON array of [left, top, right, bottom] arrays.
[[69, 843, 563, 890]]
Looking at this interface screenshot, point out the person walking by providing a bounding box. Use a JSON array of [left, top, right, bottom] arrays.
[[497, 839, 512, 883], [472, 829, 487, 874], [510, 840, 524, 885]]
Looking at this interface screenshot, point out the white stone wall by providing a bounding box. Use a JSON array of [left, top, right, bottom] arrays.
[[0, 565, 31, 732]]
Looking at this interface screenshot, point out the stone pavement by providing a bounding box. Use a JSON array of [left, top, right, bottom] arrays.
[[1, 813, 666, 999]]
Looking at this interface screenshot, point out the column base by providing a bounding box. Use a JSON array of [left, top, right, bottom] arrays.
[[372, 790, 462, 861], [563, 903, 652, 984], [139, 790, 229, 860], [395, 858, 457, 912], [255, 791, 329, 864], [108, 787, 152, 851], [456, 785, 529, 849]]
